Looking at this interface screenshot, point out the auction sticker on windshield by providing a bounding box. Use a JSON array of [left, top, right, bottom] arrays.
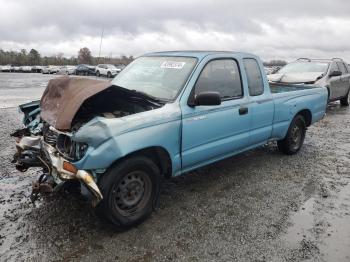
[[161, 61, 186, 69]]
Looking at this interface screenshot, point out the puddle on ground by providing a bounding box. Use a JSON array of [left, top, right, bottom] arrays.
[[319, 181, 350, 262], [282, 179, 350, 261], [283, 197, 316, 245]]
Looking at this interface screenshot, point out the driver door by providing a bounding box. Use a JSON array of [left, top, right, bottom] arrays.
[[181, 58, 251, 171]]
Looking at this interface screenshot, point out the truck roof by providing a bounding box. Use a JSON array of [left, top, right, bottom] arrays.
[[144, 50, 257, 59]]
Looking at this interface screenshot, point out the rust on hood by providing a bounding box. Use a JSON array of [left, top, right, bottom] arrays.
[[40, 76, 111, 130]]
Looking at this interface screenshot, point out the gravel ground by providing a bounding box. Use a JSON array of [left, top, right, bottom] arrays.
[[0, 73, 349, 261]]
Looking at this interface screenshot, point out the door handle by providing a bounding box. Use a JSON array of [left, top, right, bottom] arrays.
[[239, 107, 248, 115]]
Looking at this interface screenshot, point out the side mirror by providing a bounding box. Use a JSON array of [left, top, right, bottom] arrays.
[[193, 92, 221, 106], [329, 70, 342, 77]]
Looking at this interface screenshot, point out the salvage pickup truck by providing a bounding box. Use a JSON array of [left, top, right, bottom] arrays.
[[12, 51, 328, 229]]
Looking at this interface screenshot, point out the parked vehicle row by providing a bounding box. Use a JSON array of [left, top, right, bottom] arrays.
[[12, 51, 328, 229], [0, 65, 40, 73], [0, 64, 125, 77], [268, 58, 350, 105]]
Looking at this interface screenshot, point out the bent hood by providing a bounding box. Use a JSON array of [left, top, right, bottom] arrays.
[[268, 72, 323, 84], [40, 76, 111, 130]]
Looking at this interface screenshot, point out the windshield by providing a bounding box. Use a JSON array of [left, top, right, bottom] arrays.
[[278, 62, 329, 74], [111, 56, 197, 100]]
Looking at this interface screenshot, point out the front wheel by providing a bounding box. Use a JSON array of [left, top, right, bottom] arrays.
[[340, 91, 349, 106], [277, 115, 306, 155], [97, 156, 161, 229], [107, 71, 112, 78]]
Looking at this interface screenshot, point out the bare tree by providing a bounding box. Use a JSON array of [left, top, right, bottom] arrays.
[[78, 47, 92, 64]]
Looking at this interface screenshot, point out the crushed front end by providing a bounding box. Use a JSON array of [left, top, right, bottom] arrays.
[[12, 120, 103, 205], [11, 76, 162, 206]]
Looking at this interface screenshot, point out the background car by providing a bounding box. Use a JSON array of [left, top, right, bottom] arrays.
[[41, 65, 59, 74], [115, 64, 126, 71], [95, 64, 121, 77], [41, 66, 49, 74], [75, 64, 95, 75], [268, 58, 350, 105], [58, 65, 76, 75], [31, 65, 43, 73], [20, 66, 32, 72], [48, 65, 60, 74], [1, 65, 12, 72]]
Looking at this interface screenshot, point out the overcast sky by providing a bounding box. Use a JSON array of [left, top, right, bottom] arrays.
[[1, 0, 350, 61]]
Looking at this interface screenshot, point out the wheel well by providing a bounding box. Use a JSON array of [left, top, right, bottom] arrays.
[[113, 147, 172, 179], [297, 109, 312, 127]]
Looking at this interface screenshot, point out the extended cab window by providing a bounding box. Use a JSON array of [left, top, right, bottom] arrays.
[[243, 58, 264, 96], [194, 59, 242, 99]]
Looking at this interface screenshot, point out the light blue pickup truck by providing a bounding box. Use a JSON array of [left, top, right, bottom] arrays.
[[13, 51, 327, 229]]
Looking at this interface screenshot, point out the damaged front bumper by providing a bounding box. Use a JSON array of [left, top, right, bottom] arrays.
[[14, 134, 103, 206]]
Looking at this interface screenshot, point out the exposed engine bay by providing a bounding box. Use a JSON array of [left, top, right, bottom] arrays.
[[11, 76, 163, 204]]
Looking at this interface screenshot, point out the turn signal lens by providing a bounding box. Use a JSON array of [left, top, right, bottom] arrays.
[[63, 161, 78, 174]]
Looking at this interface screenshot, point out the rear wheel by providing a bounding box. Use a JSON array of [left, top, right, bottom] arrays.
[[96, 71, 100, 77], [340, 91, 349, 106], [277, 115, 306, 155], [97, 156, 161, 229]]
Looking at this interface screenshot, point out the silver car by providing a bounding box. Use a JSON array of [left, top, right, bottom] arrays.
[[268, 58, 350, 105]]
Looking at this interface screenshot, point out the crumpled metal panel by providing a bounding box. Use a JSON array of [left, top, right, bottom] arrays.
[[40, 76, 111, 130]]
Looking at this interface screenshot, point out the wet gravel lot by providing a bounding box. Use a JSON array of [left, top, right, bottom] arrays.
[[0, 72, 350, 261]]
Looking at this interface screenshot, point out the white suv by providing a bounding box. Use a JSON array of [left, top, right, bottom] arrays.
[[95, 64, 121, 78]]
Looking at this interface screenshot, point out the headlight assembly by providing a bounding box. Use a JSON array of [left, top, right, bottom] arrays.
[[56, 134, 88, 161]]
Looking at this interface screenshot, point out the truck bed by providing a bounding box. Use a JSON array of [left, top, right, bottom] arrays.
[[269, 82, 316, 93]]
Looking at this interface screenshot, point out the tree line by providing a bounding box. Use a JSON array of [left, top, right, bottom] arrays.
[[0, 47, 134, 66]]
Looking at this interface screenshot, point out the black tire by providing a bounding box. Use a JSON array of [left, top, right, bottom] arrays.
[[107, 71, 112, 78], [97, 156, 161, 229], [96, 71, 100, 77], [75, 71, 78, 75], [340, 91, 349, 106], [277, 115, 306, 155]]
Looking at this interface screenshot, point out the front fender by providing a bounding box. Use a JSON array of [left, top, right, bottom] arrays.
[[73, 119, 182, 176]]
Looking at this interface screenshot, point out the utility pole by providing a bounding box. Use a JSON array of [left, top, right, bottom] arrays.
[[97, 28, 104, 64]]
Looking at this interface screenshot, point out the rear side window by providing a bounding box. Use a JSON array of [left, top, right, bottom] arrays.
[[194, 59, 243, 99], [243, 58, 264, 96], [337, 62, 348, 74]]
